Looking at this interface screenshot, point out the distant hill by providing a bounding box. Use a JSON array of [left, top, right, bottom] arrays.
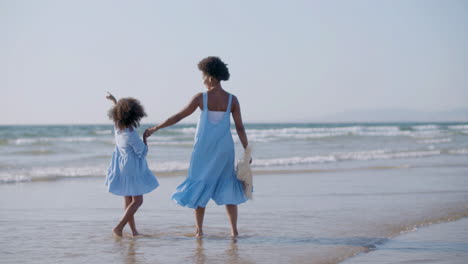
[[318, 108, 468, 122]]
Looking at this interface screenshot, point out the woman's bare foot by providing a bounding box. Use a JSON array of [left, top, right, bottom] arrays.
[[131, 231, 141, 237], [231, 230, 239, 237], [112, 227, 123, 237], [195, 230, 204, 239]]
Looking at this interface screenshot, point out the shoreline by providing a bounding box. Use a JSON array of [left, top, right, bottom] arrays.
[[342, 217, 468, 264], [2, 161, 467, 185], [1, 163, 467, 263]]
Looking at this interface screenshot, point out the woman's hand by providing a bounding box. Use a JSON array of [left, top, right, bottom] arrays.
[[106, 92, 117, 104]]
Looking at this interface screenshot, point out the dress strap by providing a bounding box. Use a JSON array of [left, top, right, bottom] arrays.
[[226, 94, 233, 113], [202, 92, 207, 111]]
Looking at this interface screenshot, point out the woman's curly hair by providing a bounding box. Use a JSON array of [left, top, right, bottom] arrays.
[[108, 98, 147, 130], [197, 56, 230, 81]]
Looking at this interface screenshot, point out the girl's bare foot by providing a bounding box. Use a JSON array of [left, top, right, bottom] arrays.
[[112, 227, 123, 237], [195, 230, 203, 239], [131, 231, 141, 237]]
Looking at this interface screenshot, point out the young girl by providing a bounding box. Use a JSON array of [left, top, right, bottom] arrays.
[[106, 93, 159, 237]]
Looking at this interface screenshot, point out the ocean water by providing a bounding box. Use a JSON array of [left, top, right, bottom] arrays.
[[1, 122, 468, 263], [1, 122, 467, 183]]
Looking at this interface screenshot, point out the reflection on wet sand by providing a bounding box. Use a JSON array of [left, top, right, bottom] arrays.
[[114, 238, 141, 264], [111, 232, 390, 264], [194, 239, 206, 264], [190, 237, 255, 264], [126, 240, 138, 264]]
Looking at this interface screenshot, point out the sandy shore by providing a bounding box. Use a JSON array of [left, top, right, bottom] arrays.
[[343, 218, 468, 264], [0, 165, 467, 264]]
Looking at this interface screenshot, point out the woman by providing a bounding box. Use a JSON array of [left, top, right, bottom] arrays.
[[144, 56, 249, 237]]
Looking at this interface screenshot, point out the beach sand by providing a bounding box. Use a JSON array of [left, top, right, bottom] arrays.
[[0, 165, 467, 264], [343, 218, 468, 264]]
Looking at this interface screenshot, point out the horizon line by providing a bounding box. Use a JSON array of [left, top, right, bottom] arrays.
[[1, 120, 468, 126]]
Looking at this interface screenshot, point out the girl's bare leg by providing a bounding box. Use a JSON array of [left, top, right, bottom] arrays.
[[113, 196, 143, 237], [225, 205, 238, 237], [125, 196, 140, 236], [195, 207, 205, 238]]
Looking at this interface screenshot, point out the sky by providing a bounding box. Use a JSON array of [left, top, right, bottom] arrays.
[[1, 0, 467, 124]]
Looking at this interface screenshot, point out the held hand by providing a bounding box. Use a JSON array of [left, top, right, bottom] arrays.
[[143, 128, 151, 139], [143, 127, 158, 144], [143, 130, 150, 145]]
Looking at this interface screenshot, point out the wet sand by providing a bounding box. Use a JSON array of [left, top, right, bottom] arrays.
[[0, 165, 467, 264], [343, 218, 468, 264]]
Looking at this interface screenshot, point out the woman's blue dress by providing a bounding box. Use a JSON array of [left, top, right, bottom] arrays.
[[172, 92, 247, 208], [106, 126, 159, 196]]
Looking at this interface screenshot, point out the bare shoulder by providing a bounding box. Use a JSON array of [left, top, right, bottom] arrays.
[[192, 92, 203, 100], [231, 94, 240, 111], [191, 92, 203, 104], [190, 92, 203, 109], [231, 94, 239, 105]]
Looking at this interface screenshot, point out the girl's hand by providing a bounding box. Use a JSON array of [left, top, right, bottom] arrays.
[[106, 92, 117, 104], [143, 126, 158, 144]]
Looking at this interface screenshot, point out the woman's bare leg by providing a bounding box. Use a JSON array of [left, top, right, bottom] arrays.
[[113, 195, 143, 237], [125, 196, 140, 236], [195, 207, 205, 238], [225, 205, 238, 237]]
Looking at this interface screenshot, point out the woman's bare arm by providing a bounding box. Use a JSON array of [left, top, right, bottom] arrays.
[[232, 96, 249, 149], [143, 93, 202, 140]]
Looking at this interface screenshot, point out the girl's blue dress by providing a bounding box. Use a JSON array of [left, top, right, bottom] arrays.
[[106, 126, 159, 196], [172, 92, 247, 208]]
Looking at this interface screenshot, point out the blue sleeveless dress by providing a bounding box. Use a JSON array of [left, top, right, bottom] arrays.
[[172, 93, 247, 208], [106, 126, 159, 196]]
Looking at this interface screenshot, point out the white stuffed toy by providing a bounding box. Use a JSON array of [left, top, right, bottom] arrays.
[[236, 145, 253, 200]]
